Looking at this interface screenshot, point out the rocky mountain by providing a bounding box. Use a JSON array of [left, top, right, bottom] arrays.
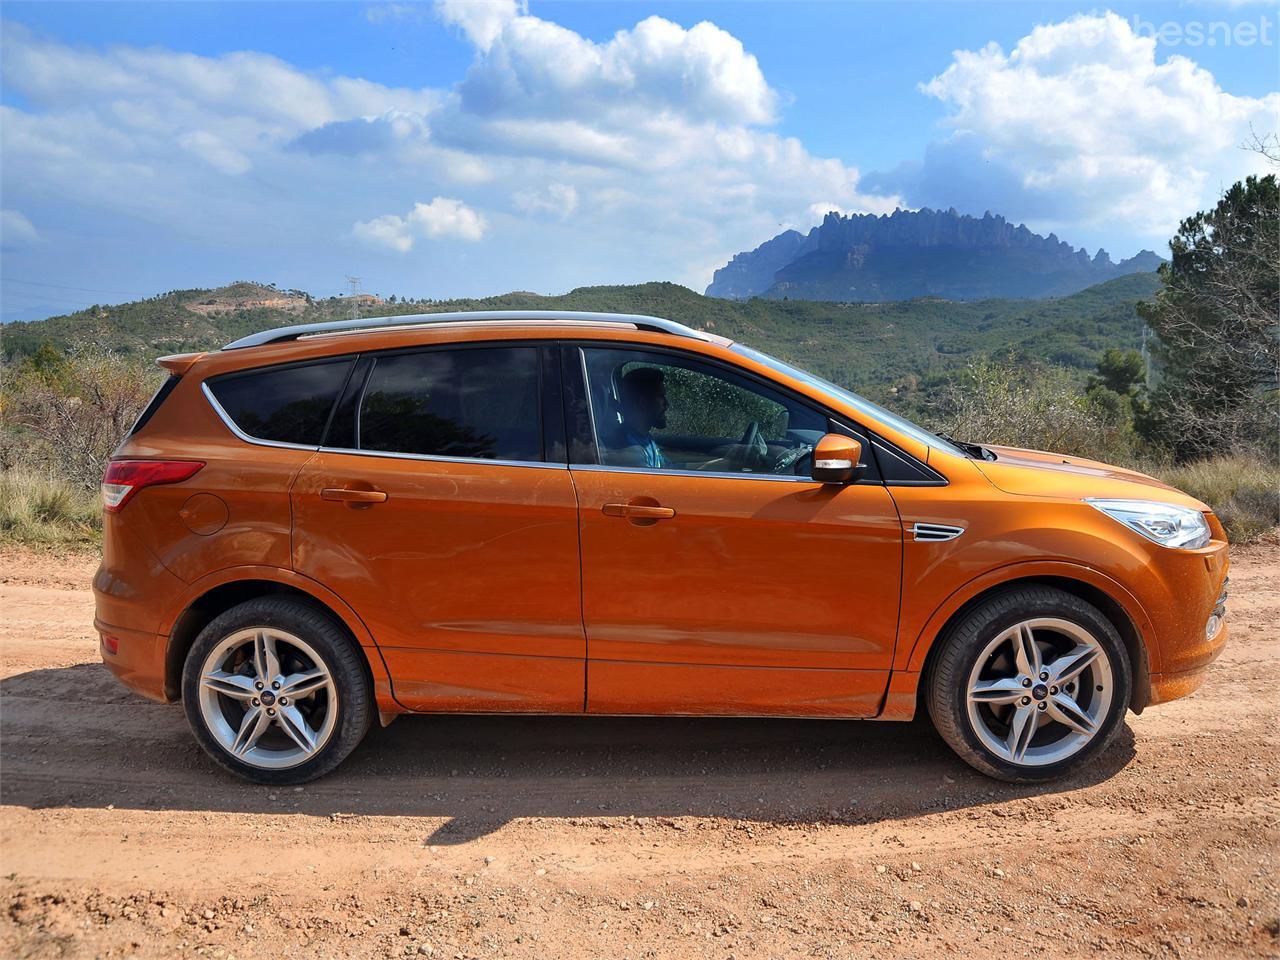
[[706, 208, 1164, 302]]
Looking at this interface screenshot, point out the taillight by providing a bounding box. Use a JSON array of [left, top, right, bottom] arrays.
[[101, 459, 205, 513]]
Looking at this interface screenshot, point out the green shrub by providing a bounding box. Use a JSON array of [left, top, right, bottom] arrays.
[[926, 354, 1144, 464], [0, 471, 101, 546]]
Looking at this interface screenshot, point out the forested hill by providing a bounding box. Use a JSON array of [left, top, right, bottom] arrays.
[[2, 273, 1161, 405]]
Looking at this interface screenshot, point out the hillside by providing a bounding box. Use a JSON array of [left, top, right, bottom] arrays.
[[1, 273, 1161, 407], [707, 208, 1163, 302]]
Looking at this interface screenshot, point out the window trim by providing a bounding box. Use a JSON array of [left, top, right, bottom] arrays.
[[202, 381, 322, 452], [321, 340, 558, 469], [561, 341, 913, 485], [311, 443, 568, 471], [203, 355, 357, 451]]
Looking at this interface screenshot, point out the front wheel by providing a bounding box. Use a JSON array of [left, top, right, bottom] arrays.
[[927, 586, 1132, 782], [182, 597, 373, 784]]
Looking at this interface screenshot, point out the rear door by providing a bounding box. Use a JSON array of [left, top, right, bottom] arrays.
[[291, 343, 586, 713], [565, 344, 903, 717]]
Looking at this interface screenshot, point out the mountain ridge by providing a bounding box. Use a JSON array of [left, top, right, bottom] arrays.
[[707, 208, 1163, 302], [2, 274, 1162, 411]]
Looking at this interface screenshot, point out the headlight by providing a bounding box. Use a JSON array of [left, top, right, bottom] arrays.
[[1085, 499, 1211, 549]]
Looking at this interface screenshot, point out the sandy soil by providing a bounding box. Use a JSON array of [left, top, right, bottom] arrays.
[[1, 544, 1277, 959]]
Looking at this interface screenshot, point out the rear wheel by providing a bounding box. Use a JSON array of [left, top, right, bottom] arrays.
[[182, 597, 373, 784], [927, 586, 1132, 782]]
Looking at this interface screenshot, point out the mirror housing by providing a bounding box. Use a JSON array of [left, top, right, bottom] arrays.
[[811, 433, 863, 484]]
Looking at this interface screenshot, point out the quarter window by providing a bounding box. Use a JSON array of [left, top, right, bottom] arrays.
[[358, 347, 542, 462], [207, 358, 354, 446], [578, 347, 826, 475]]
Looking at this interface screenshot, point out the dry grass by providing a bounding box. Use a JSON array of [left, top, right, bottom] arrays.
[[0, 471, 101, 547], [1147, 455, 1280, 544]]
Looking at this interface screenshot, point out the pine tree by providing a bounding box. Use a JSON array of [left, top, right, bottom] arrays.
[[1137, 175, 1279, 461]]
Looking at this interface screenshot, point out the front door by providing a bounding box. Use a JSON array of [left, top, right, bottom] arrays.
[[567, 344, 903, 717], [292, 343, 585, 713]]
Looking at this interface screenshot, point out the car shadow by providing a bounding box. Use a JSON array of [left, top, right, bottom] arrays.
[[1, 662, 1136, 844]]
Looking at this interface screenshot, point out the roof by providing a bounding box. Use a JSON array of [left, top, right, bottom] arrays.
[[220, 310, 722, 350]]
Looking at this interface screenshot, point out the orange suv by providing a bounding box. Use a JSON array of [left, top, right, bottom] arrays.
[[95, 312, 1229, 784]]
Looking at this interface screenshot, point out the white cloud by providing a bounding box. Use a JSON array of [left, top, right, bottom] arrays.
[[408, 197, 487, 240], [1, 209, 39, 247], [0, 9, 895, 294], [353, 197, 487, 251], [351, 214, 415, 253], [513, 182, 579, 219], [445, 10, 776, 128], [435, 0, 521, 52], [918, 12, 1279, 240], [179, 130, 252, 175]]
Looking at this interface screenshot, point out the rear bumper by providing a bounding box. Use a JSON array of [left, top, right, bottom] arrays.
[[95, 618, 169, 703]]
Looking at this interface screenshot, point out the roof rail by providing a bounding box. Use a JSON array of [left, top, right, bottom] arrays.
[[221, 310, 719, 350]]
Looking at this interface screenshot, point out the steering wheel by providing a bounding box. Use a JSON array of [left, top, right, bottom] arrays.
[[772, 442, 813, 475], [737, 421, 768, 470]]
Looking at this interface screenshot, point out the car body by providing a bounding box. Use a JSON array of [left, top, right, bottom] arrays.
[[94, 311, 1229, 783]]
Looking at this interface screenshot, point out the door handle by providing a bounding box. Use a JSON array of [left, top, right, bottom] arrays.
[[321, 487, 388, 505], [603, 502, 675, 521]]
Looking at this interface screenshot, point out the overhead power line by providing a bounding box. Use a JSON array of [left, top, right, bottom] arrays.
[[5, 278, 146, 297]]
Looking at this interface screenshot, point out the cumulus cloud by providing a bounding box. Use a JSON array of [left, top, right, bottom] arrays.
[[353, 197, 488, 251], [443, 9, 776, 128], [435, 0, 522, 52], [1, 7, 892, 293], [907, 12, 1279, 241]]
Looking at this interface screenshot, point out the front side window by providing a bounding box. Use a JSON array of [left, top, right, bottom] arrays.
[[358, 346, 542, 462], [578, 347, 826, 476], [207, 358, 354, 445]]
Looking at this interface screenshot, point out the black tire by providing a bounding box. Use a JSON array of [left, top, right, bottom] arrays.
[[181, 597, 373, 785], [926, 585, 1132, 783]]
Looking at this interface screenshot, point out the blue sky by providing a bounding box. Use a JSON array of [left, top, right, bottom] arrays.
[[2, 0, 1277, 321]]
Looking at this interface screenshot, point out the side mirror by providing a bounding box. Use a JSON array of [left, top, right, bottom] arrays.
[[811, 433, 863, 484]]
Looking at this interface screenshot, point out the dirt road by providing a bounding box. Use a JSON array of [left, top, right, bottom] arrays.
[[1, 544, 1277, 959]]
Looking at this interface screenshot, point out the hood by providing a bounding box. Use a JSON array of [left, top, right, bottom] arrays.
[[973, 445, 1209, 511]]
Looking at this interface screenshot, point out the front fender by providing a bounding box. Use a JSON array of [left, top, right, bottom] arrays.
[[901, 558, 1156, 674]]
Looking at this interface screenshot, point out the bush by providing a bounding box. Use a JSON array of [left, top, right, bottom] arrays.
[[0, 470, 101, 547], [1147, 456, 1280, 544], [0, 343, 162, 489], [926, 354, 1144, 464]]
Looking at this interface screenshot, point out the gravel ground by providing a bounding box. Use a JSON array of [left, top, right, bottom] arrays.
[[1, 542, 1277, 959]]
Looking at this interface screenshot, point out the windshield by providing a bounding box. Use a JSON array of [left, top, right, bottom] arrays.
[[731, 344, 970, 459]]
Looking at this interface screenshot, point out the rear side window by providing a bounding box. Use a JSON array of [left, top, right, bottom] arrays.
[[359, 347, 542, 462], [207, 358, 354, 446], [129, 375, 181, 436]]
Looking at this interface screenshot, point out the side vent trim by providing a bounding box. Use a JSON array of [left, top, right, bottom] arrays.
[[912, 522, 965, 542]]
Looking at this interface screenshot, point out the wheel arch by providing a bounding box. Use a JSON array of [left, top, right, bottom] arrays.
[[160, 567, 393, 708], [905, 564, 1154, 719]]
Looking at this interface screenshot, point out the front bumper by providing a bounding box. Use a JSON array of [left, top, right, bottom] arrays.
[[1148, 620, 1228, 706]]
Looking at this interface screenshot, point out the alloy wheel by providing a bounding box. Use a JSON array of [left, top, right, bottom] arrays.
[[196, 627, 339, 770], [964, 617, 1114, 767]]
